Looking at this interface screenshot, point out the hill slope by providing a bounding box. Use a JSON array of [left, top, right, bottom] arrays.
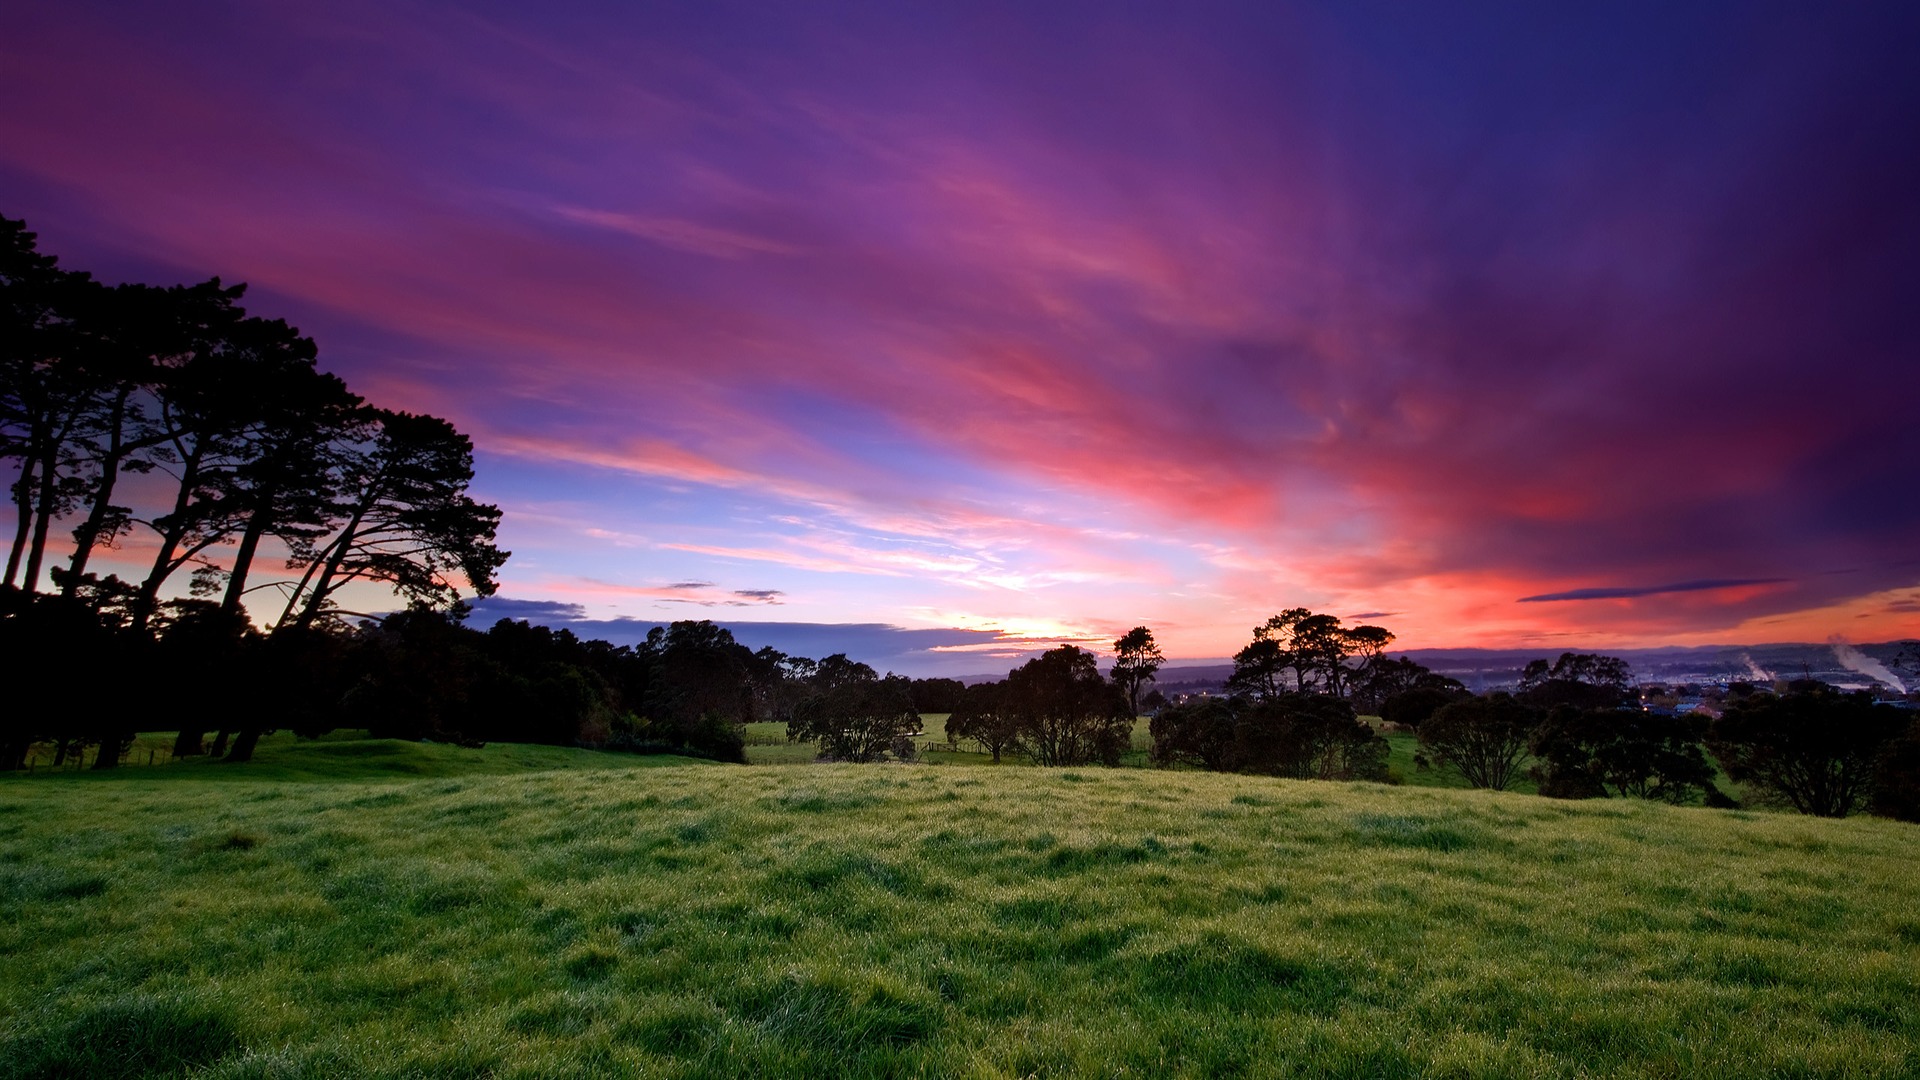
[[3, 741, 1915, 1078]]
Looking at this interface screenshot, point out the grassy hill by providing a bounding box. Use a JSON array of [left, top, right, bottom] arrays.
[[3, 738, 1915, 1078]]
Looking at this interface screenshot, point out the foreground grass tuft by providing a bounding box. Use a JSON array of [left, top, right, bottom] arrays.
[[3, 738, 1917, 1077], [0, 991, 243, 1080]]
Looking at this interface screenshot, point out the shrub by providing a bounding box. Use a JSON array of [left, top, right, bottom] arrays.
[[1379, 687, 1466, 729], [1869, 718, 1920, 822], [1529, 707, 1721, 803], [1708, 688, 1907, 816], [1002, 646, 1133, 767], [1152, 694, 1387, 781], [788, 655, 919, 763], [1418, 694, 1540, 790]]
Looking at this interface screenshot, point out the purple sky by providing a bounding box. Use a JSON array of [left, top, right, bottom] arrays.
[[4, 2, 1917, 675]]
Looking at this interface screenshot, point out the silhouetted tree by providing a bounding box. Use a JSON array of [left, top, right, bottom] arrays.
[[947, 681, 1021, 762], [1291, 613, 1352, 696], [1418, 694, 1541, 790], [1152, 693, 1386, 780], [1110, 625, 1164, 716], [1529, 707, 1721, 803], [1003, 645, 1132, 766], [127, 291, 325, 628], [60, 282, 242, 598], [1870, 718, 1920, 822], [213, 365, 363, 618], [1708, 688, 1906, 816], [1379, 685, 1470, 729], [788, 655, 918, 762], [1518, 653, 1633, 710], [1, 218, 99, 593], [636, 620, 752, 762], [1226, 633, 1286, 700], [281, 410, 505, 630], [906, 676, 965, 714], [1149, 696, 1239, 771], [1226, 609, 1394, 700], [747, 646, 816, 728], [1350, 656, 1462, 716], [1233, 694, 1389, 781], [1342, 624, 1395, 667]]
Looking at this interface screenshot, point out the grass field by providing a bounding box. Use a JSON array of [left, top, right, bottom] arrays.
[[4, 737, 1916, 1078]]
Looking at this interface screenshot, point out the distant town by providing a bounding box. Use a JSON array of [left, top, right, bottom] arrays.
[[1149, 640, 1917, 711]]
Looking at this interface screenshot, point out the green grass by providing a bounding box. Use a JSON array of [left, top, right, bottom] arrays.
[[3, 738, 1916, 1078], [17, 732, 704, 783]]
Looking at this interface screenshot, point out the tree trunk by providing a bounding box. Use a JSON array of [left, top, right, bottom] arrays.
[[1, 739, 28, 771], [292, 544, 352, 630], [220, 511, 268, 616], [274, 551, 326, 629], [286, 472, 381, 631], [131, 448, 203, 630], [53, 739, 71, 766], [91, 731, 129, 770], [208, 729, 231, 758], [20, 443, 63, 594], [172, 728, 207, 757], [292, 521, 358, 631], [224, 727, 263, 763], [5, 455, 33, 588], [63, 388, 134, 595]]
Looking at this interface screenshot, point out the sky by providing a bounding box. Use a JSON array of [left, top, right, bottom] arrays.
[[3, 1, 1918, 676]]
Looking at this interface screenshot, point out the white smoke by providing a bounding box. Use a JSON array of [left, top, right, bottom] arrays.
[[1739, 652, 1772, 683], [1829, 638, 1908, 694]]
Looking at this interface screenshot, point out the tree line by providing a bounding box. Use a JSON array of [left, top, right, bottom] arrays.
[[2, 216, 514, 765], [6, 215, 1915, 819], [1142, 615, 1918, 821], [3, 218, 506, 630]]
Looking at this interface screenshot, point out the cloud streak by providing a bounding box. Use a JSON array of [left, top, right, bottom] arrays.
[[1518, 580, 1792, 603], [4, 2, 1917, 659]]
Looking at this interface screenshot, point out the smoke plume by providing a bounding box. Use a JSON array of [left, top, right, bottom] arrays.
[[1828, 638, 1908, 693]]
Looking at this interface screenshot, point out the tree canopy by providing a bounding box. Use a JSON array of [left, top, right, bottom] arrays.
[[2, 216, 506, 632], [1003, 645, 1133, 767], [1708, 688, 1907, 817], [1110, 626, 1164, 716]]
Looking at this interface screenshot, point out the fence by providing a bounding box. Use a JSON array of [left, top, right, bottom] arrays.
[[18, 741, 181, 772]]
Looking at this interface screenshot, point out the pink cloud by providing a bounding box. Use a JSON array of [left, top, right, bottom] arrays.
[[6, 3, 1916, 654]]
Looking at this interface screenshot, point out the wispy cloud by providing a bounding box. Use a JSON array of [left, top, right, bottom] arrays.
[[1518, 579, 1791, 603], [553, 206, 802, 259], [6, 3, 1917, 656]]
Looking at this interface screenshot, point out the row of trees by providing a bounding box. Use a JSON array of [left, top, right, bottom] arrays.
[[0, 583, 932, 769], [793, 628, 1168, 767], [6, 225, 1914, 834], [1416, 683, 1917, 818], [1148, 615, 1919, 821], [3, 217, 506, 631], [2, 216, 518, 769]]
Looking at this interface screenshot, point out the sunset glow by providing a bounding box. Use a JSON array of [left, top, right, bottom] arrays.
[[4, 2, 1916, 673]]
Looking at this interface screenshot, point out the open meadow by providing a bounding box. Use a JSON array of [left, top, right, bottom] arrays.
[[3, 738, 1917, 1079]]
